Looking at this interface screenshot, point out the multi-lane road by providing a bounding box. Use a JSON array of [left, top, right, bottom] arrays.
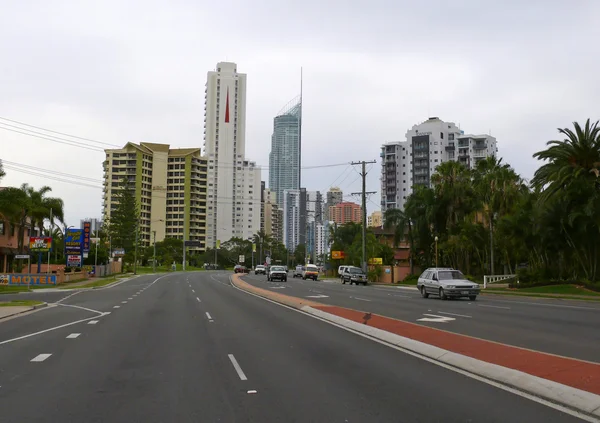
[[0, 271, 593, 422], [243, 273, 600, 362]]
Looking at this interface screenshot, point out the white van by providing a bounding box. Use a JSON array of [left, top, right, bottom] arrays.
[[338, 265, 349, 280]]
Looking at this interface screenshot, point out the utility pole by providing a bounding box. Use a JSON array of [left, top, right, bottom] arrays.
[[182, 215, 187, 272], [351, 160, 377, 274], [152, 231, 157, 273]]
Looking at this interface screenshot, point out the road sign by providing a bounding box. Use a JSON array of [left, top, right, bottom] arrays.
[[15, 255, 30, 259], [417, 314, 455, 323], [265, 256, 271, 265], [239, 255, 245, 263]]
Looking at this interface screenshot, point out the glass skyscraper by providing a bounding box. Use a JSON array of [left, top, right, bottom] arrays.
[[269, 97, 301, 209]]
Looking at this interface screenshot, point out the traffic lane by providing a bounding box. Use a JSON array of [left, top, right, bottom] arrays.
[[56, 273, 168, 313], [240, 274, 600, 362], [194, 274, 583, 422], [0, 272, 247, 423]]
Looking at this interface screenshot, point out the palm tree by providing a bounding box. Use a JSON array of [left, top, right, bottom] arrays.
[[532, 119, 600, 198], [20, 184, 65, 235], [431, 161, 476, 230]]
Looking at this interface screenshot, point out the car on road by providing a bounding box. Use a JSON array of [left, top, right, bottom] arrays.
[[338, 265, 349, 280], [341, 266, 368, 285], [234, 265, 249, 274], [302, 264, 319, 281], [417, 267, 480, 300], [267, 265, 288, 282], [254, 265, 267, 275], [293, 265, 305, 278]]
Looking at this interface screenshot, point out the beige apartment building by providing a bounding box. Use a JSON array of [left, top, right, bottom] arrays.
[[261, 186, 283, 243], [368, 211, 383, 228], [103, 142, 208, 250]]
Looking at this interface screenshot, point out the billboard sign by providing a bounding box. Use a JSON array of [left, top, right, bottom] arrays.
[[65, 229, 83, 255], [331, 250, 345, 260], [0, 274, 57, 285], [368, 257, 383, 265], [82, 221, 91, 253], [67, 255, 82, 267], [29, 237, 52, 252], [112, 249, 125, 257], [238, 255, 245, 263]]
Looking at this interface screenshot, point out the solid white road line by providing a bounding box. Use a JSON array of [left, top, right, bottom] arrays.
[[88, 320, 99, 325], [31, 354, 52, 362], [478, 304, 511, 310], [205, 312, 213, 321], [228, 354, 248, 381], [52, 303, 104, 315], [66, 333, 81, 339], [55, 290, 83, 304], [438, 311, 472, 318], [196, 297, 201, 302], [113, 306, 120, 309]]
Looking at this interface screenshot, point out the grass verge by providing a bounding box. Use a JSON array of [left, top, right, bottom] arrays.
[[486, 284, 600, 297], [0, 300, 44, 307], [0, 286, 31, 294]]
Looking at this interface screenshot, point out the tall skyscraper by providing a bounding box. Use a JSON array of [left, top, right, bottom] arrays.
[[103, 142, 208, 250], [203, 62, 261, 246], [269, 96, 302, 208], [282, 188, 306, 252], [381, 117, 498, 211]]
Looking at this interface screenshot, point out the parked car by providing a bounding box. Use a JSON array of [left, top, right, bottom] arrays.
[[302, 264, 319, 281], [338, 265, 349, 280], [293, 265, 305, 278], [417, 268, 480, 300], [267, 265, 288, 282], [234, 265, 249, 274], [341, 266, 368, 285], [255, 265, 267, 275]]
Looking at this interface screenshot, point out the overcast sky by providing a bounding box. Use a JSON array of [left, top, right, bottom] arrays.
[[1, 0, 598, 226]]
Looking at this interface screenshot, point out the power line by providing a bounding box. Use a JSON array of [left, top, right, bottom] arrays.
[[0, 124, 104, 152], [3, 165, 103, 189], [0, 116, 120, 147], [2, 160, 103, 183]]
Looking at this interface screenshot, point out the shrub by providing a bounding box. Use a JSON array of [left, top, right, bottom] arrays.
[[402, 274, 419, 285]]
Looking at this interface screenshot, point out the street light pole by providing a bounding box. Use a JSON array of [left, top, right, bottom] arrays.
[[152, 231, 157, 273], [435, 236, 439, 267]]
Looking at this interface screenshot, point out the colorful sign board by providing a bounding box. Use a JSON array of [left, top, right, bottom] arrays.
[[67, 255, 82, 267], [216, 240, 221, 249], [65, 228, 83, 267], [112, 249, 125, 257], [368, 257, 383, 265], [82, 221, 91, 253], [29, 237, 52, 252], [65, 229, 83, 254], [331, 250, 345, 260], [252, 243, 256, 253], [0, 274, 57, 285]]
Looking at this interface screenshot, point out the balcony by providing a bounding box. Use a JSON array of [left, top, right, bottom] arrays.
[[445, 143, 455, 151], [414, 169, 428, 176], [413, 152, 428, 158]]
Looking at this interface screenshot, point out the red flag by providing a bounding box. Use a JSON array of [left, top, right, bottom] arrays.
[[225, 87, 230, 123]]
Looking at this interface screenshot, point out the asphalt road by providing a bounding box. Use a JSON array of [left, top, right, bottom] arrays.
[[0, 271, 588, 422], [242, 273, 600, 363]]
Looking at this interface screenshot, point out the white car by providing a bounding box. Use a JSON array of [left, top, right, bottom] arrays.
[[267, 265, 287, 282], [417, 268, 480, 300]]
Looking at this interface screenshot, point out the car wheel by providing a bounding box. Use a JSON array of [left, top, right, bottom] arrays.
[[439, 288, 447, 300], [469, 295, 477, 301], [342, 280, 346, 284], [283, 278, 287, 282], [420, 286, 429, 298]]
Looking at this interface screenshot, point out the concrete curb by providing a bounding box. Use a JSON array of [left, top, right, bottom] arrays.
[[0, 302, 48, 321], [301, 305, 600, 419]]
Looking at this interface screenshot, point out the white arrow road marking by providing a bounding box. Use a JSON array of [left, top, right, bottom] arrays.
[[306, 294, 329, 298], [417, 314, 456, 323], [438, 311, 472, 318]]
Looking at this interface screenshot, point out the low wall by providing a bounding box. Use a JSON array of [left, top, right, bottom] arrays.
[[370, 265, 414, 284]]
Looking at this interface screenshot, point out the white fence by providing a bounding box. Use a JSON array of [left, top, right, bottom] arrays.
[[483, 274, 518, 289]]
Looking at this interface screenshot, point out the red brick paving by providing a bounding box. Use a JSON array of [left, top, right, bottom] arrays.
[[314, 305, 600, 395]]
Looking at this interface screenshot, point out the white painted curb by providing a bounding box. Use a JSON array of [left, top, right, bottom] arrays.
[[301, 305, 600, 418]]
